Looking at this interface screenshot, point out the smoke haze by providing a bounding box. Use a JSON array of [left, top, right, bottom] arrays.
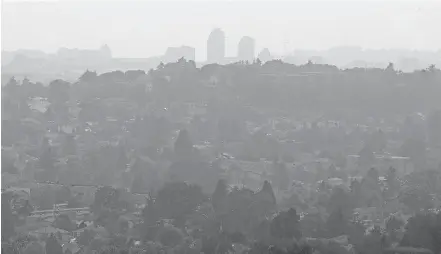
[[3, 1, 441, 60]]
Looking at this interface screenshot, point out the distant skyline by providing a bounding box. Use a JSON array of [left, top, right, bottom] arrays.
[[2, 1, 441, 61]]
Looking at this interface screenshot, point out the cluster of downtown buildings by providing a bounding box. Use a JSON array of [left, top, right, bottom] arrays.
[[162, 28, 272, 64], [5, 28, 438, 83]]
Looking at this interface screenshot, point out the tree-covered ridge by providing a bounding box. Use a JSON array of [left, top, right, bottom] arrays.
[[3, 59, 441, 117]]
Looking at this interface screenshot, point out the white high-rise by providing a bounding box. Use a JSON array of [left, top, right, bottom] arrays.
[[238, 36, 255, 62], [258, 48, 272, 62], [207, 28, 225, 64]]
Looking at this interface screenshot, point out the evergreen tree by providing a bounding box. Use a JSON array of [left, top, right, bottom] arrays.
[[427, 110, 441, 147], [400, 138, 427, 170], [327, 164, 338, 178], [359, 144, 375, 167], [385, 167, 399, 198], [350, 179, 362, 207], [359, 226, 388, 254], [399, 187, 433, 212], [23, 242, 45, 254], [155, 182, 206, 227], [54, 214, 76, 232], [131, 172, 146, 194], [258, 180, 277, 207], [326, 208, 347, 237], [45, 234, 63, 254], [115, 143, 128, 171], [141, 195, 160, 227], [1, 192, 15, 241], [366, 167, 379, 182], [17, 200, 34, 217], [38, 147, 56, 177], [77, 229, 95, 247], [63, 134, 77, 156], [270, 208, 302, 239], [401, 213, 441, 253], [79, 70, 98, 83], [327, 187, 352, 217], [274, 161, 290, 191], [212, 179, 229, 214], [174, 129, 194, 158]]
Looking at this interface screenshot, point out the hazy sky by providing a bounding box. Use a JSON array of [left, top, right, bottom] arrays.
[[2, 0, 441, 61]]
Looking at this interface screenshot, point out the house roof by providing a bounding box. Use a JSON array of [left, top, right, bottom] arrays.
[[34, 226, 69, 234], [384, 247, 433, 254]]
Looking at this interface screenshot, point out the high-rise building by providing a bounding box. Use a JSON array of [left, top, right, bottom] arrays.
[[237, 36, 255, 62], [56, 45, 112, 64], [207, 28, 225, 64], [100, 44, 112, 59], [258, 48, 272, 62], [162, 46, 195, 63]]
